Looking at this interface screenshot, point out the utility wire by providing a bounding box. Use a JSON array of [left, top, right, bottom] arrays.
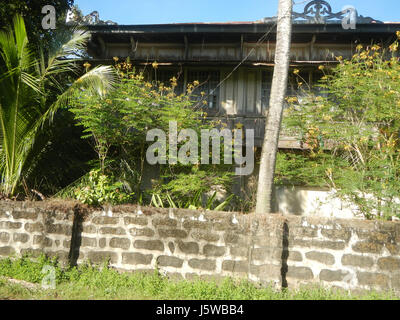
[[207, 0, 305, 98]]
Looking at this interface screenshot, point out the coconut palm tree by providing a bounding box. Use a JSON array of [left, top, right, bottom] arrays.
[[255, 0, 293, 214], [0, 14, 116, 197]]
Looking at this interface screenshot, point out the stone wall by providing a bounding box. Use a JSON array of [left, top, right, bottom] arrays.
[[284, 216, 400, 291], [0, 201, 400, 293]]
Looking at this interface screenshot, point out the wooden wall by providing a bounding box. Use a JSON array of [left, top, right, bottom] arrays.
[[104, 41, 354, 62]]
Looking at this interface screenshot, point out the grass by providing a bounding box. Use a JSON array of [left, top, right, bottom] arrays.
[[0, 255, 398, 300]]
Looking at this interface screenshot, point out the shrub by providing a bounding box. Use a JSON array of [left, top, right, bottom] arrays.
[[285, 35, 400, 220], [74, 169, 134, 205]]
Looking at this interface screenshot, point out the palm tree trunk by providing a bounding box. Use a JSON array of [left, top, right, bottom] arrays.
[[255, 0, 293, 214]]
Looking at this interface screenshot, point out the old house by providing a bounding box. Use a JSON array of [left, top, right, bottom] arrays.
[[86, 0, 399, 149], [85, 0, 399, 217]]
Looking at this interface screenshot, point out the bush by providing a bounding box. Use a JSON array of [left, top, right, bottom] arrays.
[[74, 169, 134, 205], [68, 62, 235, 207], [285, 35, 400, 220]]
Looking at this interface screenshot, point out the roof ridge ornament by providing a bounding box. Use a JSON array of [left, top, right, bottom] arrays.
[[295, 0, 336, 23], [66, 6, 118, 26], [260, 0, 382, 25]]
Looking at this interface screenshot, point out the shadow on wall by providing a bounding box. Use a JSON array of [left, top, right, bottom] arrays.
[[273, 186, 357, 219], [68, 206, 84, 267], [281, 221, 289, 289], [273, 186, 305, 216]]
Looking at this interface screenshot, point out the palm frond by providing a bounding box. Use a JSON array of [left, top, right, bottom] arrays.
[[38, 65, 117, 126], [0, 14, 117, 197], [38, 27, 90, 81]]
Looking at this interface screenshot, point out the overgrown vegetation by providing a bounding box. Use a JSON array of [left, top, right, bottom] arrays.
[[66, 61, 234, 209], [73, 169, 134, 205], [0, 255, 398, 300], [284, 34, 400, 220], [0, 15, 115, 198], [1, 10, 400, 219], [274, 150, 335, 187], [0, 0, 74, 52], [150, 190, 234, 211]]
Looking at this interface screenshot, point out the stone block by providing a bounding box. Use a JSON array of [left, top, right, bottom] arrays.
[[357, 272, 389, 288], [13, 233, 29, 243], [24, 223, 44, 233], [12, 211, 38, 220], [0, 246, 15, 256], [81, 237, 97, 248], [287, 266, 314, 280], [87, 251, 118, 264], [122, 252, 153, 265], [177, 241, 199, 254], [191, 230, 219, 242], [352, 241, 383, 254], [0, 232, 10, 243], [158, 229, 187, 239], [129, 228, 155, 237], [319, 269, 349, 282], [99, 227, 126, 235], [109, 237, 130, 250], [134, 240, 164, 251], [341, 254, 374, 268], [321, 229, 351, 242], [189, 258, 216, 271], [305, 251, 335, 265], [92, 216, 118, 225], [377, 257, 400, 271], [203, 244, 225, 257], [222, 260, 248, 273], [152, 218, 177, 228], [157, 255, 183, 268], [124, 216, 148, 226]]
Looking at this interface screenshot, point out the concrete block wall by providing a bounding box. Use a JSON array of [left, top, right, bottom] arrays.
[[284, 216, 400, 291], [76, 206, 285, 286], [0, 201, 400, 293], [0, 202, 74, 262]]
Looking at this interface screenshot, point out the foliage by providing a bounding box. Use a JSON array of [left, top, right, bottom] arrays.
[[274, 151, 339, 187], [152, 163, 234, 207], [285, 35, 400, 220], [69, 61, 234, 206], [151, 190, 234, 211], [0, 254, 65, 284], [0, 255, 398, 300], [0, 15, 116, 197], [0, 0, 74, 52], [24, 110, 97, 197], [67, 4, 117, 25], [73, 169, 134, 205], [69, 63, 204, 170]]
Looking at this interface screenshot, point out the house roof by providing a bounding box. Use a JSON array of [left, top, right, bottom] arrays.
[[87, 22, 399, 46], [86, 0, 399, 36], [85, 0, 399, 61]]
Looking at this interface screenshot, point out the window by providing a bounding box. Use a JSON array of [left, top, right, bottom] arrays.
[[262, 70, 311, 109], [187, 71, 220, 110], [261, 71, 272, 110]]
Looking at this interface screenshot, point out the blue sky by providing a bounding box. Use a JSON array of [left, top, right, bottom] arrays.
[[74, 0, 400, 25]]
